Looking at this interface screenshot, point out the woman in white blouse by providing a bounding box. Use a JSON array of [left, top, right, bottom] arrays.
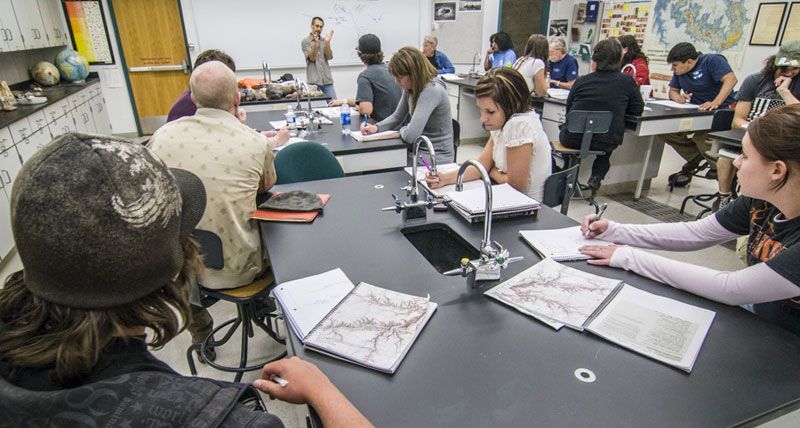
[[513, 34, 549, 97], [425, 68, 551, 200]]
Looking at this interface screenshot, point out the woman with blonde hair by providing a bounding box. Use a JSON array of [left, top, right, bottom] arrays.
[[425, 68, 551, 200], [513, 34, 549, 97], [361, 46, 454, 164]]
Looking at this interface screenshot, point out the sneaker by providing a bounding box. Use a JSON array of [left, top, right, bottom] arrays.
[[712, 193, 733, 212], [667, 170, 692, 188], [705, 169, 718, 180], [587, 175, 602, 197]]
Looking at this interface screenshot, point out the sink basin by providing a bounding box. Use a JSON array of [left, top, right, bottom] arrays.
[[401, 223, 480, 274]]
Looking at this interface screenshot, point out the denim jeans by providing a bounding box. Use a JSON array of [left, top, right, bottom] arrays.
[[317, 83, 337, 100]]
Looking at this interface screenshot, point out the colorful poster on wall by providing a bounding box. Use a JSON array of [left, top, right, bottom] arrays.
[[598, 1, 650, 46], [63, 0, 114, 65]]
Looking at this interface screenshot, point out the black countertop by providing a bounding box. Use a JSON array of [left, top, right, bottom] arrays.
[[245, 110, 407, 156], [1, 76, 101, 130], [240, 94, 331, 106], [260, 171, 800, 428], [541, 95, 723, 122]]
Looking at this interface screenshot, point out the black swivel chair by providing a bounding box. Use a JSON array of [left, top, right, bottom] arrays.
[[186, 229, 287, 382], [550, 110, 613, 212], [542, 164, 579, 215]]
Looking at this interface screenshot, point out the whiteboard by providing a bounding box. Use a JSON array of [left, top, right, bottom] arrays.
[[431, 6, 483, 64], [184, 0, 423, 70]]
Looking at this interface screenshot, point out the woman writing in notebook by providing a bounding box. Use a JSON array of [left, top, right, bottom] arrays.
[[425, 68, 551, 201], [513, 34, 549, 97], [579, 104, 800, 336], [360, 46, 453, 164]]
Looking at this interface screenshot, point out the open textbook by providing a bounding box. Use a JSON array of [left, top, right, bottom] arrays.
[[485, 259, 715, 372], [519, 226, 614, 261], [403, 163, 484, 199], [350, 130, 401, 142], [273, 268, 437, 373]]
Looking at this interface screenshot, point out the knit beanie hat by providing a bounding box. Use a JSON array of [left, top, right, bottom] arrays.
[[10, 133, 206, 309]]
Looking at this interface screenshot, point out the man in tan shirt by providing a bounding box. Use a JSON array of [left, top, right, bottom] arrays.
[[149, 61, 276, 358]]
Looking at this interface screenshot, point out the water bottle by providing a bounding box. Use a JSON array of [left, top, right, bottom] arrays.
[[285, 105, 296, 136], [340, 103, 351, 135]]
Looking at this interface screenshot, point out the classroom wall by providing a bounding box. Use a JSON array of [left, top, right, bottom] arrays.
[[545, 0, 791, 87]]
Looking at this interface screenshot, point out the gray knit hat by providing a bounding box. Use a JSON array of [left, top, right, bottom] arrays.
[[10, 133, 206, 309]]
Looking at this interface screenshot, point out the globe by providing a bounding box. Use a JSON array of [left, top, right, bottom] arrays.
[[54, 49, 89, 83], [30, 61, 60, 86]]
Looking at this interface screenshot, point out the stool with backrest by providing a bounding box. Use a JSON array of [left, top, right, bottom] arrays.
[[186, 229, 287, 382], [542, 164, 579, 215], [677, 109, 736, 219], [550, 110, 612, 212], [274, 141, 345, 185]]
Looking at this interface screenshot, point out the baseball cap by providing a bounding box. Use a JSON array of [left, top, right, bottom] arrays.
[[775, 40, 800, 67], [10, 133, 206, 309]]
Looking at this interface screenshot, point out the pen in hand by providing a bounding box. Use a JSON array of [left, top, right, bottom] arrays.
[[269, 374, 289, 387], [583, 203, 608, 237], [419, 155, 433, 173], [595, 203, 608, 220]]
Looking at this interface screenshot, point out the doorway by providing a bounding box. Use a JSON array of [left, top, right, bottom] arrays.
[[109, 0, 190, 135]]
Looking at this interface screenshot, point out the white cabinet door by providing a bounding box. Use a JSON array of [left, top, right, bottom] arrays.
[[72, 104, 94, 134], [0, 188, 13, 261], [8, 117, 33, 143], [49, 113, 75, 139], [37, 0, 67, 47], [27, 110, 48, 132], [0, 0, 24, 51], [43, 98, 69, 122], [10, 0, 47, 49], [0, 127, 14, 154], [15, 127, 51, 163], [90, 95, 112, 135], [0, 144, 22, 201]]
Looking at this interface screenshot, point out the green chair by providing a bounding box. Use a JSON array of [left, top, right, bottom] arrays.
[[274, 141, 345, 184]]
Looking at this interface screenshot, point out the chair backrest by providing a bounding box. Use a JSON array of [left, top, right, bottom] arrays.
[[542, 164, 579, 215], [565, 110, 613, 160], [274, 141, 345, 184], [710, 109, 734, 132], [192, 229, 224, 269], [452, 119, 460, 160]]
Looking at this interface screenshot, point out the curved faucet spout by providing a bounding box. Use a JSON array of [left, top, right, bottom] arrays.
[[410, 136, 437, 201], [456, 160, 493, 255]]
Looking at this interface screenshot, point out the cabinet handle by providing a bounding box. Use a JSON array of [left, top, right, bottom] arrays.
[[1, 28, 7, 42], [1, 170, 10, 185]]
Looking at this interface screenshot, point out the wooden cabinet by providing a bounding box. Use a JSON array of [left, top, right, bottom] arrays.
[[0, 82, 110, 261]]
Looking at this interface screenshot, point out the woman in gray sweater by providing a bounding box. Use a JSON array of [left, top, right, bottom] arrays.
[[361, 46, 454, 164]]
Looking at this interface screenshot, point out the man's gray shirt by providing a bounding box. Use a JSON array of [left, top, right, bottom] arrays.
[[355, 63, 402, 122], [301, 34, 333, 85]]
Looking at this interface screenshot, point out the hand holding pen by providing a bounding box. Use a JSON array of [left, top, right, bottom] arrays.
[[581, 203, 609, 238], [360, 115, 378, 135]]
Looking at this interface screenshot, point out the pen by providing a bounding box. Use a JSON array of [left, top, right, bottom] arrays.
[[270, 374, 289, 387], [595, 203, 608, 220], [419, 155, 432, 173], [362, 114, 369, 128]]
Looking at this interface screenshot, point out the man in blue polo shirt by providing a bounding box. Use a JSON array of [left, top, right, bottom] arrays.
[[661, 42, 737, 187], [548, 38, 579, 90]]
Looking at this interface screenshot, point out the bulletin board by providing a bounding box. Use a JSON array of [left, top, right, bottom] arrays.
[[63, 0, 115, 65], [598, 1, 651, 45]]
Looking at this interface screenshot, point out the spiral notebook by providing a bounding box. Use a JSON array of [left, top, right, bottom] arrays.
[[273, 268, 437, 373], [519, 226, 614, 261]]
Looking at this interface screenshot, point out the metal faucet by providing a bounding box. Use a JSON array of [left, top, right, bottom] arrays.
[[381, 136, 437, 223], [262, 60, 272, 83], [621, 63, 636, 76], [443, 160, 522, 287], [469, 52, 481, 77]]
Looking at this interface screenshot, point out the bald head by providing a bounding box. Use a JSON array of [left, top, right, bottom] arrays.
[[189, 61, 238, 112]]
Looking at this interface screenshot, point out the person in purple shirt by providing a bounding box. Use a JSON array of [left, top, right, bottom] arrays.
[[166, 49, 289, 145], [167, 49, 236, 122]]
